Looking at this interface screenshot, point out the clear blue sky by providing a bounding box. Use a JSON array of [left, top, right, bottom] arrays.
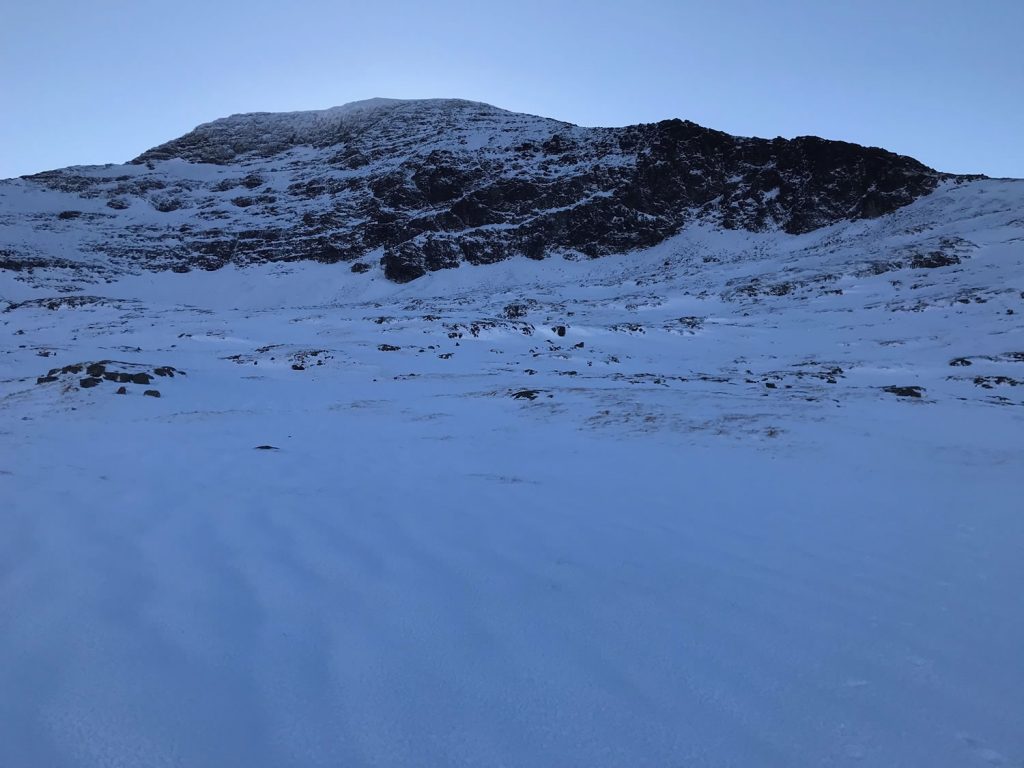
[[2, 0, 1022, 179]]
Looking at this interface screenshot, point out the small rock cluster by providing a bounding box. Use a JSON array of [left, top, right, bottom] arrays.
[[34, 361, 184, 398]]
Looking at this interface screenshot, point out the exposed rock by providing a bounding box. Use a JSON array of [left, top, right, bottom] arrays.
[[116, 386, 127, 395], [381, 249, 427, 284], [4, 296, 123, 312], [151, 194, 183, 213], [911, 251, 960, 269], [973, 376, 1022, 389], [36, 360, 182, 390], [883, 385, 925, 398], [512, 389, 541, 400], [143, 389, 161, 398], [378, 344, 401, 352]]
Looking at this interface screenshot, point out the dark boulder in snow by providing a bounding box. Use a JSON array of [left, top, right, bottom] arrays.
[[883, 386, 925, 398], [512, 389, 541, 400]]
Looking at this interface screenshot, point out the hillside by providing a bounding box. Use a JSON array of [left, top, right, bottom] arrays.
[[1, 101, 1023, 768]]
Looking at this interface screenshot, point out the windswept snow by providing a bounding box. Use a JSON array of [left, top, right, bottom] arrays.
[[1, 178, 1023, 767]]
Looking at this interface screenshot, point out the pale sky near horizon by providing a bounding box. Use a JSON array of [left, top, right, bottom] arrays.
[[2, 0, 1022, 179]]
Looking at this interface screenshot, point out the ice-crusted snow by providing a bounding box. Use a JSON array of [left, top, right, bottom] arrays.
[[1, 176, 1023, 767]]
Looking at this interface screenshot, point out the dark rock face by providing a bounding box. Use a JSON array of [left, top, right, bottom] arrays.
[[382, 250, 427, 284], [3, 98, 959, 283]]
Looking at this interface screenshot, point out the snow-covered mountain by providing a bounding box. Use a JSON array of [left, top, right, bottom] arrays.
[[0, 97, 964, 285], [2, 100, 1023, 767]]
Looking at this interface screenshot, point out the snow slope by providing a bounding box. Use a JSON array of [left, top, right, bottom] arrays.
[[2, 173, 1023, 766]]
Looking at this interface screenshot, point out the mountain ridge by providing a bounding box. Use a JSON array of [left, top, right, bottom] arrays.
[[129, 97, 967, 170]]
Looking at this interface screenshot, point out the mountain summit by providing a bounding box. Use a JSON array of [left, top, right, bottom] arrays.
[[0, 98, 977, 284]]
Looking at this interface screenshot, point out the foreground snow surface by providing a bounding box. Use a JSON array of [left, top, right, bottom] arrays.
[[3, 186, 1024, 767]]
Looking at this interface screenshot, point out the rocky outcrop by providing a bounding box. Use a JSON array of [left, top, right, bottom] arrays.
[[1, 98, 961, 283]]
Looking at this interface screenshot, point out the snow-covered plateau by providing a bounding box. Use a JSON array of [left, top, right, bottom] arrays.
[[1, 100, 1023, 767]]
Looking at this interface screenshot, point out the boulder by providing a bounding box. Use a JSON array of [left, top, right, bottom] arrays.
[[883, 385, 924, 398]]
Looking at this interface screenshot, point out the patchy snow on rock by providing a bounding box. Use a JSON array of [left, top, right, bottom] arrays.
[[1, 97, 952, 286]]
